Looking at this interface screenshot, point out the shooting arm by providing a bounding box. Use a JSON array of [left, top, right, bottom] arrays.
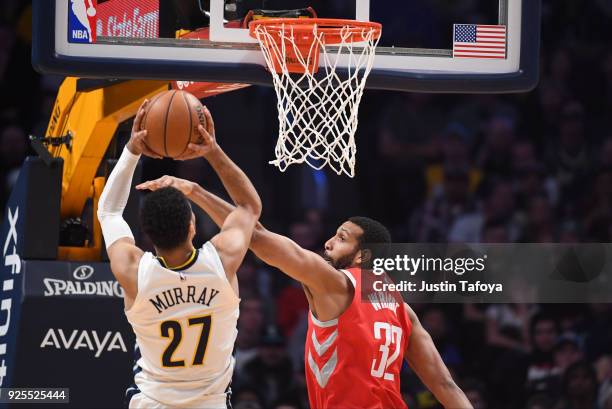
[[97, 98, 156, 249], [97, 146, 138, 248], [202, 147, 262, 278], [404, 304, 473, 409], [96, 145, 143, 298]]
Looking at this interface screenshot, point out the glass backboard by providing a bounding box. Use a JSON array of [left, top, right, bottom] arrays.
[[33, 0, 540, 92]]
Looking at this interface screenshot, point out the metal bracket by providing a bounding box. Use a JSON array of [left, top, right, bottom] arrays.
[[198, 0, 230, 21], [29, 131, 73, 166]]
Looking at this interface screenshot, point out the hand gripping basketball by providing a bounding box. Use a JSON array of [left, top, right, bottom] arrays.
[[126, 99, 163, 159], [176, 106, 218, 161]]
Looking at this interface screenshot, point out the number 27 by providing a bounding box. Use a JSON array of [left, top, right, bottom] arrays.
[[161, 315, 212, 367], [371, 322, 402, 380]]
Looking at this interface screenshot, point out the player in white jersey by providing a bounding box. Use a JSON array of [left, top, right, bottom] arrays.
[[97, 100, 261, 409]]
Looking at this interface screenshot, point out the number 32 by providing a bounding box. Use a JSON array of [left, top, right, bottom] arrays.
[[371, 322, 403, 380]]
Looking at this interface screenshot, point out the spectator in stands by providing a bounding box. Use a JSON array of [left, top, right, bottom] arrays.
[[554, 335, 584, 375], [511, 140, 558, 209], [526, 313, 559, 393], [597, 355, 612, 409], [235, 297, 265, 373], [520, 194, 557, 242], [232, 386, 264, 409], [584, 304, 612, 361], [477, 114, 517, 179], [421, 307, 463, 369], [526, 393, 555, 409], [554, 361, 598, 409], [235, 257, 260, 300], [547, 102, 592, 207], [486, 304, 533, 353], [272, 399, 302, 409], [375, 93, 444, 222], [449, 180, 520, 242], [581, 166, 612, 241], [411, 164, 476, 242], [241, 327, 299, 408], [461, 379, 488, 409]]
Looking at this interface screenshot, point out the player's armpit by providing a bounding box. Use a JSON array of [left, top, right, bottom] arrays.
[[107, 238, 143, 300], [210, 206, 258, 279], [404, 304, 473, 409]]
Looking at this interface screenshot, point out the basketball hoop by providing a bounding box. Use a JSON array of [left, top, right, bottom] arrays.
[[249, 18, 382, 177]]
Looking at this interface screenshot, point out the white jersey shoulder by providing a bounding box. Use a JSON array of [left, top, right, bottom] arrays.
[[125, 241, 240, 409]]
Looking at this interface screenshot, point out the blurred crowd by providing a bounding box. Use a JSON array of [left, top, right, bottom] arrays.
[[1, 1, 612, 408]]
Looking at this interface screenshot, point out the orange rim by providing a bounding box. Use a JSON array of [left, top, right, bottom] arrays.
[[249, 18, 382, 45]]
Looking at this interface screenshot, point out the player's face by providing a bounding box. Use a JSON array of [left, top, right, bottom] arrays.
[[323, 221, 363, 269]]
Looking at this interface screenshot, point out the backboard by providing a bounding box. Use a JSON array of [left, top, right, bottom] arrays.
[[33, 0, 540, 93]]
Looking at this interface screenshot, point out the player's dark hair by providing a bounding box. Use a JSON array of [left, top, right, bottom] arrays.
[[348, 216, 391, 247], [140, 187, 192, 250]]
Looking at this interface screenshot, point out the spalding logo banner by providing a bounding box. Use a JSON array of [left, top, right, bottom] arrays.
[[23, 261, 125, 298]]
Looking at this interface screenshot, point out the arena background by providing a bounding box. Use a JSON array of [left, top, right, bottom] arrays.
[[1, 1, 612, 408]]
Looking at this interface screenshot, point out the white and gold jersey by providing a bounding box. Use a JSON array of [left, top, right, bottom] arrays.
[[125, 241, 239, 408]]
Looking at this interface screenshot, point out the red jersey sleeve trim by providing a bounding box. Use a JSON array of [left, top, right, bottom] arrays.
[[340, 269, 357, 287], [310, 312, 339, 328]]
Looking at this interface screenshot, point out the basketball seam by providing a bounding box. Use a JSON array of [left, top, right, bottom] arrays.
[[176, 91, 192, 158], [142, 140, 155, 156], [163, 91, 178, 158]]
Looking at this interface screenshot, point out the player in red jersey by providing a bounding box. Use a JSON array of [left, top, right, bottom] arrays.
[[138, 133, 471, 408]]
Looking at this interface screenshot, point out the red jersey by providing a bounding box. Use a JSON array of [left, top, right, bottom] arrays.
[[305, 268, 412, 409]]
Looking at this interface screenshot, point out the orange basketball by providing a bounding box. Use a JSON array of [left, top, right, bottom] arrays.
[[140, 90, 207, 158]]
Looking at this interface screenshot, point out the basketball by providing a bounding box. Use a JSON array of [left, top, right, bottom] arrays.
[[140, 90, 207, 158]]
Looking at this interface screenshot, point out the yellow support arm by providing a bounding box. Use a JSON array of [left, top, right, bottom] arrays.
[[46, 78, 168, 260]]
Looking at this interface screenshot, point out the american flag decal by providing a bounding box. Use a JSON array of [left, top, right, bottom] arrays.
[[453, 24, 507, 59]]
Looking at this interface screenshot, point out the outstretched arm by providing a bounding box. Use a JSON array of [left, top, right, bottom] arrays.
[[189, 186, 348, 297], [97, 100, 161, 299], [404, 304, 473, 409]]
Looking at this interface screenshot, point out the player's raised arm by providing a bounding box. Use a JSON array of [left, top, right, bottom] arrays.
[[187, 186, 349, 297], [97, 99, 160, 299], [404, 304, 473, 409], [138, 107, 261, 280]]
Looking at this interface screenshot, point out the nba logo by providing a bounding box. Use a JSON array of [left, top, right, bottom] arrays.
[[68, 0, 97, 43]]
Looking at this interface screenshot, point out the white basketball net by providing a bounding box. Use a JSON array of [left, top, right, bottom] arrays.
[[252, 22, 381, 177]]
